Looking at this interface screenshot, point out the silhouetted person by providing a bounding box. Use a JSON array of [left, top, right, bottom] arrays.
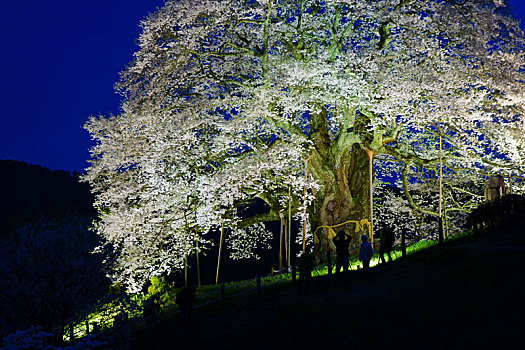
[[298, 251, 314, 293], [332, 230, 352, 275], [176, 286, 196, 327], [379, 226, 395, 264], [468, 206, 482, 235], [359, 234, 373, 275], [143, 294, 158, 328]]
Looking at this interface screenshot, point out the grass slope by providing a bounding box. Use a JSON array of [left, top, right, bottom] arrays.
[[131, 232, 525, 350]]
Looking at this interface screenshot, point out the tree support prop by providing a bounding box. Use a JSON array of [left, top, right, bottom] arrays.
[[216, 222, 225, 285]]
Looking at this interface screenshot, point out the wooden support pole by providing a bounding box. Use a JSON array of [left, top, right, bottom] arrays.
[[216, 222, 225, 285], [193, 209, 201, 287], [288, 185, 292, 270], [184, 209, 189, 287], [445, 208, 449, 239], [196, 240, 201, 287], [279, 213, 284, 271], [284, 218, 288, 268], [401, 230, 406, 258], [184, 255, 188, 287], [439, 133, 442, 217], [366, 145, 375, 245], [327, 251, 332, 277], [438, 217, 444, 244], [302, 156, 311, 253], [438, 133, 444, 244]]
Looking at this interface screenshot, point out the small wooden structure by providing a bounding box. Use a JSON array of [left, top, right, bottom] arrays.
[[484, 175, 507, 202]]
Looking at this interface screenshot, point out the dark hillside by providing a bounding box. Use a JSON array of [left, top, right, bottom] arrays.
[[132, 232, 525, 350], [0, 159, 95, 235], [0, 160, 106, 337]]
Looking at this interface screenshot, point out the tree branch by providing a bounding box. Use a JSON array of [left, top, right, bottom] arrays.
[[401, 162, 439, 217]]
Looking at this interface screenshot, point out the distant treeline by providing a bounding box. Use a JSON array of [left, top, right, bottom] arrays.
[[0, 159, 96, 235]]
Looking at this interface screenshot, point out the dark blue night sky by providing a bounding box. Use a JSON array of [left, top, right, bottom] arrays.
[[0, 0, 165, 172], [1, 0, 524, 173]]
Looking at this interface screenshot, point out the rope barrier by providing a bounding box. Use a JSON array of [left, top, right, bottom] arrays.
[[312, 218, 371, 244]]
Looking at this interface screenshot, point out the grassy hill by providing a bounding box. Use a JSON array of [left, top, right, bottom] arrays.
[[131, 231, 525, 350]]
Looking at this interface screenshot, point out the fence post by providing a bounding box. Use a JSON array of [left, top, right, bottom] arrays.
[[401, 230, 406, 258], [327, 251, 332, 277], [69, 324, 75, 342], [438, 217, 444, 244], [153, 303, 159, 328], [256, 275, 261, 296], [85, 320, 89, 335], [121, 312, 130, 336], [221, 284, 225, 306]]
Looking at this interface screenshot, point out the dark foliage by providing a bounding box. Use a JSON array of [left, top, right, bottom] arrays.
[[0, 213, 110, 339], [0, 160, 106, 340]]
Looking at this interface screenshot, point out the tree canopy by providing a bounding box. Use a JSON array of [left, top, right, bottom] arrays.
[[84, 0, 525, 291]]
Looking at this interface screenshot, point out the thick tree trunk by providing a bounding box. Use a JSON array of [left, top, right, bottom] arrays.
[[310, 144, 371, 258]]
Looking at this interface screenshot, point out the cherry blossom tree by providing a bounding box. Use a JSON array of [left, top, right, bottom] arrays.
[[84, 0, 525, 290]]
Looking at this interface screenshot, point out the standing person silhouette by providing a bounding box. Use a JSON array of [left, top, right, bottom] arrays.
[[359, 234, 374, 276], [176, 285, 196, 328], [298, 250, 314, 293], [379, 226, 395, 264], [332, 230, 352, 275]]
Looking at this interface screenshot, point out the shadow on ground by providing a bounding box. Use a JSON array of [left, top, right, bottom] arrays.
[[132, 232, 525, 350]]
